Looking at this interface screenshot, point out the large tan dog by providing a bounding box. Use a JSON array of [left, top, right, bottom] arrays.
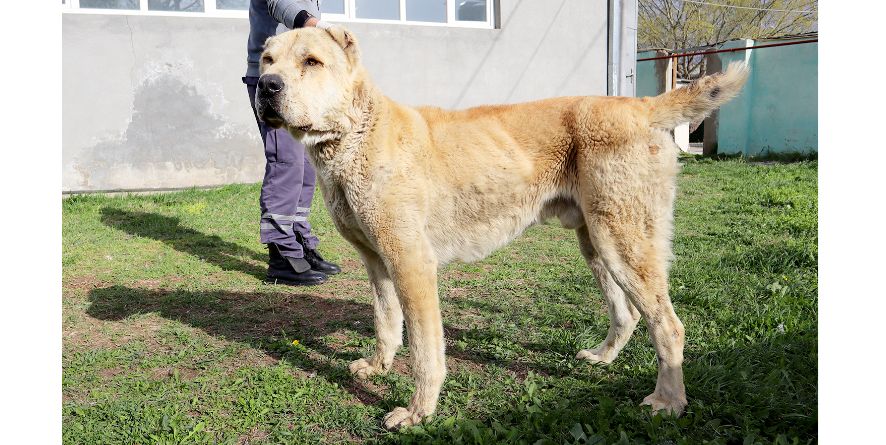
[[255, 26, 748, 430]]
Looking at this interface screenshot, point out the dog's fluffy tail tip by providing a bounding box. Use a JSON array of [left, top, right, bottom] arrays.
[[720, 61, 750, 93], [648, 61, 750, 129]]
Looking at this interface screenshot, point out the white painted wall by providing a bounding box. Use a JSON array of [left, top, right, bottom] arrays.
[[63, 0, 611, 192]]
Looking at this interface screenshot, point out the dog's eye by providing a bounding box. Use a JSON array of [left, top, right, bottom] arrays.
[[304, 57, 322, 67], [262, 55, 274, 65]]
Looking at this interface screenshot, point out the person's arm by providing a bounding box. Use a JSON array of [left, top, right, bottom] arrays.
[[266, 0, 325, 29]]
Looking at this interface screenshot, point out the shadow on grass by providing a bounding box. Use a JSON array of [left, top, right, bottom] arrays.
[[85, 283, 816, 442], [381, 332, 817, 444], [86, 209, 815, 441], [99, 208, 268, 280], [86, 285, 390, 406], [83, 283, 551, 403]]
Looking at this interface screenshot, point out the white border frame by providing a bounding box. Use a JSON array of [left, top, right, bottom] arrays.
[[62, 0, 496, 29]]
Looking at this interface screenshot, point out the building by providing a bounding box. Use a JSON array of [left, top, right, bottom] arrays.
[[63, 0, 638, 192]]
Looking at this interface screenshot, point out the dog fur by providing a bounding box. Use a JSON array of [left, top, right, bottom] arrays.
[[255, 26, 749, 430]]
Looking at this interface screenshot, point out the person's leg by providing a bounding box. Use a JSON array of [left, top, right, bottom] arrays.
[[294, 155, 341, 274], [258, 131, 305, 259], [246, 77, 325, 285], [293, 155, 320, 250]]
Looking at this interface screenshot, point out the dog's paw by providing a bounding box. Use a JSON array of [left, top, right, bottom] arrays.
[[575, 348, 614, 364], [383, 407, 425, 431], [349, 358, 387, 379], [641, 392, 687, 416]]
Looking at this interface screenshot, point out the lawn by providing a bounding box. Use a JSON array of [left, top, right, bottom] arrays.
[[62, 158, 818, 444]]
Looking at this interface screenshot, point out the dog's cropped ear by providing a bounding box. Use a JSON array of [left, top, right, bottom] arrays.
[[324, 25, 360, 66]]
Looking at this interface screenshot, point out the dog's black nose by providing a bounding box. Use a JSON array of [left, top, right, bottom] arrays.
[[258, 74, 284, 95]]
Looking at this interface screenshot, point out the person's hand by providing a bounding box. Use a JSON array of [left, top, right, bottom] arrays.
[[305, 16, 332, 29]]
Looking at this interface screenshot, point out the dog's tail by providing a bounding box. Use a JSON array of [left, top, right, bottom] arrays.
[[647, 62, 749, 129]]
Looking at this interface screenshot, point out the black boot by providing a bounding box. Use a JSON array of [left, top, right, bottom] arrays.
[[266, 244, 327, 286], [305, 247, 342, 275], [297, 233, 342, 275]]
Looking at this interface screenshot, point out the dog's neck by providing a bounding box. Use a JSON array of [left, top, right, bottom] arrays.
[[302, 77, 382, 179]]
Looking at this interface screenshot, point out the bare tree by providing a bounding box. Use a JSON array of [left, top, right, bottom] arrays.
[[639, 0, 818, 79]]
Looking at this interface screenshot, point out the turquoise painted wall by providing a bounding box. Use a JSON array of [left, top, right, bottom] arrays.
[[636, 38, 818, 155], [717, 38, 818, 155], [747, 40, 817, 154]]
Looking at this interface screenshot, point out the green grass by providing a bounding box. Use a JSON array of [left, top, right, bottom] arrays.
[[62, 158, 818, 444]]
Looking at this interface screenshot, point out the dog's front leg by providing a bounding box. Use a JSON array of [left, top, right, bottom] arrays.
[[349, 248, 404, 378], [379, 237, 445, 430]]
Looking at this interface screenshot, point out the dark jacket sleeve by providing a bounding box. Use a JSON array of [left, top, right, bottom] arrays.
[[266, 0, 322, 29]]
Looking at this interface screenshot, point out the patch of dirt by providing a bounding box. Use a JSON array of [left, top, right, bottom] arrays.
[[318, 429, 364, 444], [98, 367, 124, 379], [344, 378, 387, 407], [390, 357, 411, 376], [64, 274, 108, 292], [228, 348, 278, 369], [340, 257, 362, 271], [445, 287, 470, 300], [206, 347, 280, 376], [65, 311, 167, 353], [447, 355, 486, 374], [237, 428, 269, 445]]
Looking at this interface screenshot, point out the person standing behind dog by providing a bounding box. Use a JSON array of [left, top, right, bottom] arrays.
[[243, 0, 340, 286]]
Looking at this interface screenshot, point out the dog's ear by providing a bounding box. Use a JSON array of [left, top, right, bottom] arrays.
[[324, 25, 360, 66]]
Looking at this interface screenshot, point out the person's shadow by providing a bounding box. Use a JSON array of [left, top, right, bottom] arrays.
[[99, 207, 268, 280]]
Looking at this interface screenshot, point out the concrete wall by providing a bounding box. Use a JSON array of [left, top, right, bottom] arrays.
[[63, 0, 610, 192], [63, 14, 264, 192]]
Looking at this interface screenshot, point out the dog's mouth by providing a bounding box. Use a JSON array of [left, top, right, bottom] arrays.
[[259, 107, 285, 129]]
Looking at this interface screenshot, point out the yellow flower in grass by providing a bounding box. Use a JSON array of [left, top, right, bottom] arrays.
[[291, 340, 300, 346]]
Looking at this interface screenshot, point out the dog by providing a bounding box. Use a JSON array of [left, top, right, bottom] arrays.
[[254, 26, 748, 430]]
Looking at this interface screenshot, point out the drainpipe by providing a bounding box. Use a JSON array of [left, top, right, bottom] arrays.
[[608, 0, 622, 96], [608, 0, 638, 97]]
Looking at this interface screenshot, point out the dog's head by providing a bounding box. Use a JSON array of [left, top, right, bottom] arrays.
[[255, 26, 362, 136]]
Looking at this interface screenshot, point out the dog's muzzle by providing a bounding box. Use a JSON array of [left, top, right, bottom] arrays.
[[256, 74, 286, 128]]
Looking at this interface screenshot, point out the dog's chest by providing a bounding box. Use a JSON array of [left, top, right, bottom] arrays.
[[318, 174, 378, 250], [308, 142, 368, 229]]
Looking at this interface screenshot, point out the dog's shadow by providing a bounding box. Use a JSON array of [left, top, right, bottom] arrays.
[[83, 282, 550, 405], [86, 284, 395, 406]]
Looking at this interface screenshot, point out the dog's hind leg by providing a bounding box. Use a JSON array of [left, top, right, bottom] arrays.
[[576, 141, 686, 414], [574, 225, 641, 364], [349, 248, 404, 379], [582, 210, 687, 415]]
